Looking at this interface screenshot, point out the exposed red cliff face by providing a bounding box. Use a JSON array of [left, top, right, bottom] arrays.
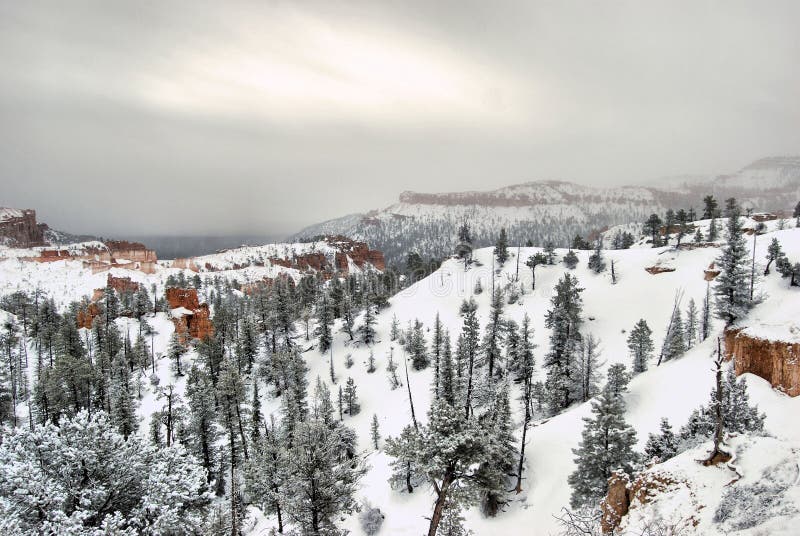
[[0, 208, 47, 247], [600, 470, 680, 534], [725, 328, 800, 397], [325, 235, 385, 272], [704, 262, 721, 281], [106, 274, 140, 295], [601, 471, 630, 534], [166, 287, 214, 341], [76, 302, 101, 329]]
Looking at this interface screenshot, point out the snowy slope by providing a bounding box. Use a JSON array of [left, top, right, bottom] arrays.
[[2, 221, 800, 535]]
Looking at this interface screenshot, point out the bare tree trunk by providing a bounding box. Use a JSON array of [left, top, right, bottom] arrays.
[[427, 472, 454, 536], [705, 338, 729, 465], [404, 352, 418, 430]]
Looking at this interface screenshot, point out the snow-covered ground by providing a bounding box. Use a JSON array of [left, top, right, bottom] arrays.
[[1, 221, 799, 535]]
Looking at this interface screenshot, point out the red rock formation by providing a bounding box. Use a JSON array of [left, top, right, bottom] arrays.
[[166, 287, 213, 341], [106, 274, 140, 294], [601, 471, 630, 534], [724, 328, 800, 397], [173, 258, 200, 272], [325, 235, 385, 272], [645, 266, 676, 275], [600, 470, 679, 534], [704, 262, 721, 281], [104, 240, 157, 263], [0, 208, 47, 247], [76, 302, 101, 329]]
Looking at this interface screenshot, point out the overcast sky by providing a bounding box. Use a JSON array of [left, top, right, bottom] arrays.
[[1, 1, 799, 236]]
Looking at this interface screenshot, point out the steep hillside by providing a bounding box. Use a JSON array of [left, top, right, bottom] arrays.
[[292, 157, 800, 267]]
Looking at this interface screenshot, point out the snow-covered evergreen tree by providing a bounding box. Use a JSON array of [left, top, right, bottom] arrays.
[[544, 274, 584, 414], [567, 382, 637, 508], [627, 319, 653, 374], [0, 410, 211, 534], [587, 240, 606, 273], [643, 418, 678, 462], [714, 199, 752, 325]]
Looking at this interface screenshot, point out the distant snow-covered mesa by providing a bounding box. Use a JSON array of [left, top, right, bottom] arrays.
[[292, 156, 800, 266]]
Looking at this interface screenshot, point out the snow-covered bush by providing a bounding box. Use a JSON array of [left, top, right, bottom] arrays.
[[713, 464, 797, 530], [358, 501, 385, 535]]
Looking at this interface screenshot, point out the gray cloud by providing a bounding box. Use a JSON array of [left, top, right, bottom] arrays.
[[1, 0, 799, 237]]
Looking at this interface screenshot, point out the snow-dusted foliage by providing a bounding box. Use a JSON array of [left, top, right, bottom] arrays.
[[0, 411, 211, 534]]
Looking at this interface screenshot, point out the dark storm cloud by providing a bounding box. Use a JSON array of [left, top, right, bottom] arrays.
[[1, 1, 799, 236]]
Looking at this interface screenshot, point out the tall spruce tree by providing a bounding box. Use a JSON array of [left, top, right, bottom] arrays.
[[627, 319, 654, 374], [544, 274, 584, 414], [567, 381, 637, 508], [714, 199, 752, 325], [495, 228, 509, 265]]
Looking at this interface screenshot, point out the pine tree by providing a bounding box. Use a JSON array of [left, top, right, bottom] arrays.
[[544, 274, 584, 413], [567, 382, 637, 508], [431, 313, 444, 398], [694, 226, 704, 243], [605, 363, 630, 398], [587, 239, 606, 273], [359, 303, 377, 345], [563, 249, 579, 270], [0, 411, 211, 533], [283, 420, 365, 535], [702, 195, 719, 219], [460, 299, 480, 418], [185, 365, 219, 481], [244, 422, 288, 533], [514, 315, 535, 493], [644, 213, 663, 247], [708, 216, 719, 241], [714, 199, 752, 325], [661, 307, 685, 362], [643, 418, 677, 462], [251, 379, 263, 441], [167, 330, 186, 377], [440, 333, 455, 406], [110, 353, 137, 439], [685, 299, 698, 349], [314, 295, 334, 353], [371, 413, 381, 450], [341, 292, 355, 341], [627, 319, 654, 374], [344, 376, 359, 416], [408, 319, 429, 370], [386, 347, 401, 390], [526, 252, 548, 290], [477, 383, 518, 516], [572, 333, 602, 402], [764, 237, 785, 275], [701, 282, 712, 341], [386, 399, 489, 536], [390, 315, 401, 342], [482, 288, 505, 378], [495, 228, 509, 265]]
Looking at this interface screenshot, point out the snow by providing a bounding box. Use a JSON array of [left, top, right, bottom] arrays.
[[3, 221, 800, 535], [0, 207, 25, 221]]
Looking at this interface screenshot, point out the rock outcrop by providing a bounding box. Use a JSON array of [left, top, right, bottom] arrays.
[[105, 274, 140, 295], [166, 287, 213, 341], [725, 328, 800, 397], [326, 235, 386, 272], [600, 471, 631, 534], [0, 208, 47, 247], [600, 470, 680, 534]]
